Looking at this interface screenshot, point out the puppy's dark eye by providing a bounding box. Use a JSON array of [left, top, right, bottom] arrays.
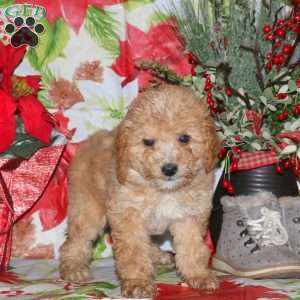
[[178, 134, 190, 144], [143, 138, 155, 146]]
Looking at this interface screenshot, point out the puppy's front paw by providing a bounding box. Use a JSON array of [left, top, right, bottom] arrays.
[[60, 264, 93, 283], [121, 279, 155, 298], [185, 272, 219, 291]]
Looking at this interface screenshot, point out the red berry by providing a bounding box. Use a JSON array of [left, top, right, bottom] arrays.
[[191, 65, 196, 76], [294, 104, 300, 116], [287, 20, 294, 28], [265, 62, 273, 71], [265, 33, 274, 41], [209, 101, 215, 108], [235, 135, 241, 142], [188, 52, 197, 64], [293, 165, 300, 176], [282, 44, 293, 55], [292, 25, 300, 33], [232, 146, 242, 155], [218, 148, 226, 159], [296, 79, 300, 87], [230, 162, 238, 172], [222, 178, 229, 189], [266, 52, 272, 60], [272, 54, 285, 65], [204, 83, 213, 91], [263, 25, 272, 33], [283, 160, 291, 169], [277, 111, 288, 121], [277, 93, 288, 99], [227, 183, 235, 194], [275, 165, 283, 174], [225, 87, 233, 97], [275, 28, 286, 38], [294, 14, 300, 22], [273, 41, 282, 49], [277, 19, 285, 26], [202, 71, 209, 78], [232, 156, 238, 164]]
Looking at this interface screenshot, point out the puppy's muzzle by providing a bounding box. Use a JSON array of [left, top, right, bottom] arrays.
[[161, 163, 178, 177]]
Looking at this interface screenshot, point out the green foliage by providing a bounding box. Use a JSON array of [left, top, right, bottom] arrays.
[[38, 67, 56, 109], [124, 0, 155, 11], [162, 0, 300, 165], [169, 0, 286, 96], [85, 5, 120, 58], [1, 117, 46, 159], [0, 0, 14, 8], [27, 18, 70, 71]]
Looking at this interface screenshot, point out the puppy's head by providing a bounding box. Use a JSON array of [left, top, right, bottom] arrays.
[[116, 84, 219, 192]]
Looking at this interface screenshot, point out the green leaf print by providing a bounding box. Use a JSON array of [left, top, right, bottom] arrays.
[[147, 10, 171, 27], [98, 96, 126, 123], [0, 0, 14, 8], [124, 0, 155, 11], [27, 18, 70, 71], [84, 5, 120, 58], [37, 67, 56, 109]]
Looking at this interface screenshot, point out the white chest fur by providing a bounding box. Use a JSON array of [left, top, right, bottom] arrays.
[[144, 194, 202, 234]]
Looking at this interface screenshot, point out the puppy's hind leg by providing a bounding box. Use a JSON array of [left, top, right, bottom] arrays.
[[150, 243, 174, 266], [59, 189, 107, 283]]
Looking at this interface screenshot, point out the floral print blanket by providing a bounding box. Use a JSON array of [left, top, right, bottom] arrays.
[[0, 258, 300, 300]]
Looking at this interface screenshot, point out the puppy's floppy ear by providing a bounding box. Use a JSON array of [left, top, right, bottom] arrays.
[[115, 121, 130, 184], [202, 120, 220, 174]]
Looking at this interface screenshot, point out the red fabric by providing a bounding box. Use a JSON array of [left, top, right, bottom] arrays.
[[278, 131, 300, 142], [155, 281, 288, 300], [27, 144, 78, 230], [0, 145, 65, 270], [237, 151, 278, 171], [245, 110, 263, 136]]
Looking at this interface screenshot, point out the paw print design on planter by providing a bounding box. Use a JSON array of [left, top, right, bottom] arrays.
[[5, 16, 44, 48]]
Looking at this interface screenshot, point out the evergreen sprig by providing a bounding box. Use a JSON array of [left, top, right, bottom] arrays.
[[153, 0, 300, 181]]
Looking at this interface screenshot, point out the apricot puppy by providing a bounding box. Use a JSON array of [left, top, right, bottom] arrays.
[[59, 84, 219, 298]]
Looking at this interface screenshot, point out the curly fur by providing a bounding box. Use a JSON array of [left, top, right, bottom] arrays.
[[59, 84, 219, 298]]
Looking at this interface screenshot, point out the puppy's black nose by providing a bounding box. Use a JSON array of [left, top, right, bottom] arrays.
[[161, 163, 178, 177]]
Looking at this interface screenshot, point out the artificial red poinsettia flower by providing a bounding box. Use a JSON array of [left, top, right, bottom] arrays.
[[0, 42, 54, 153], [16, 0, 126, 33], [111, 21, 193, 88]]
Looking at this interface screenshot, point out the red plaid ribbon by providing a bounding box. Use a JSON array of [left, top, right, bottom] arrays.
[[237, 151, 278, 171]]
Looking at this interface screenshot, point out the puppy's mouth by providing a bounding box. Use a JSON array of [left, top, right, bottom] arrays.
[[156, 176, 183, 191]]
